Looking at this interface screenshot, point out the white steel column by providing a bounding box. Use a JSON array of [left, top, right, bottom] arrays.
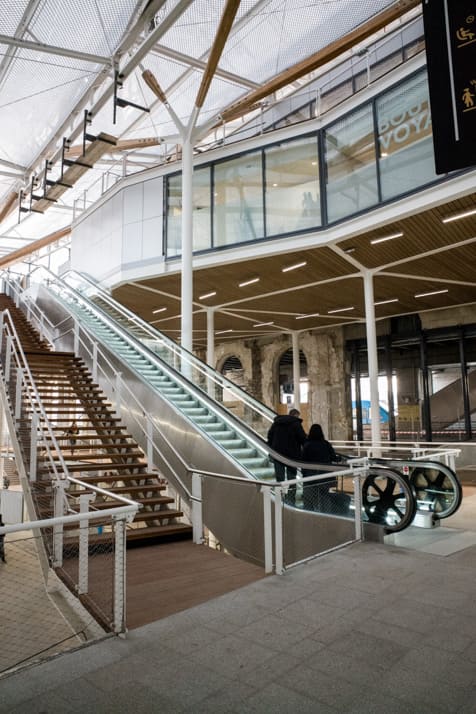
[[363, 271, 381, 444], [181, 138, 194, 353], [292, 331, 300, 411]]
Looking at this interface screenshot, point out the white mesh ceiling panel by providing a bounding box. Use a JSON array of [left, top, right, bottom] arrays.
[[219, 0, 397, 81], [27, 0, 141, 56], [0, 1, 33, 35]]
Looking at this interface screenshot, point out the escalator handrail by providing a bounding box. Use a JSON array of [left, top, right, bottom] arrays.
[[60, 269, 277, 426]]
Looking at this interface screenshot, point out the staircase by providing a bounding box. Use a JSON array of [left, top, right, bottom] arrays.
[[0, 295, 192, 545]]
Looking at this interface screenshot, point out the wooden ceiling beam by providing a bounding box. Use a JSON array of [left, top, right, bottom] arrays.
[[0, 226, 70, 269], [220, 0, 421, 122], [0, 190, 18, 223], [195, 0, 241, 110]]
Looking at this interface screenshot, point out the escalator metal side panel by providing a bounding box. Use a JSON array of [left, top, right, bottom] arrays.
[[33, 286, 366, 565]]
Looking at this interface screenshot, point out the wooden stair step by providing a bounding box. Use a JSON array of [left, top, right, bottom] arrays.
[[38, 462, 149, 473], [37, 450, 145, 461], [65, 472, 159, 482]]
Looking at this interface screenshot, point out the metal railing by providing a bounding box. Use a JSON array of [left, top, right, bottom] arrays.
[[0, 306, 140, 634]]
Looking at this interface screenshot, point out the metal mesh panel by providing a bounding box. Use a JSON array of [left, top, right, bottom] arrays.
[[0, 1, 32, 35], [0, 50, 97, 166], [0, 531, 85, 676], [58, 517, 116, 631], [282, 474, 356, 568], [28, 0, 140, 56]]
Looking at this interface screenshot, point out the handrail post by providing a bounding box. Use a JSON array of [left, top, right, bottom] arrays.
[[113, 515, 127, 634], [146, 416, 155, 470], [29, 412, 39, 481], [78, 493, 94, 594], [191, 472, 203, 544], [39, 314, 45, 341], [15, 367, 23, 422], [5, 335, 12, 381], [261, 485, 273, 574], [92, 341, 98, 382], [53, 480, 65, 567], [73, 320, 79, 354], [0, 312, 4, 354], [115, 372, 122, 416], [353, 473, 363, 541], [274, 486, 284, 574]]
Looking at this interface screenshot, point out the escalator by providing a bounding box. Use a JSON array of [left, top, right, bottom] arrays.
[[5, 269, 463, 559]]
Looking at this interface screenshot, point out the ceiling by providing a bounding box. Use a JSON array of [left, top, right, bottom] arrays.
[[111, 190, 476, 347], [0, 0, 419, 245], [1, 0, 475, 349]]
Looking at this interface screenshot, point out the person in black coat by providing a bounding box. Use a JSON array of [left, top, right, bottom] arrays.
[[302, 423, 339, 512], [267, 408, 307, 506]]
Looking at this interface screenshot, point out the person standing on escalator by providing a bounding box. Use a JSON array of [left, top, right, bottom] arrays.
[[267, 408, 307, 506]]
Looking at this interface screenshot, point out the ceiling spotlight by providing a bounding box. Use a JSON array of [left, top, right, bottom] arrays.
[[343, 246, 356, 254], [253, 321, 274, 327], [199, 291, 216, 300], [441, 207, 476, 223], [152, 307, 167, 314], [370, 231, 403, 245], [414, 289, 449, 298], [282, 261, 307, 273], [328, 306, 354, 314], [239, 277, 260, 287], [295, 312, 320, 320]]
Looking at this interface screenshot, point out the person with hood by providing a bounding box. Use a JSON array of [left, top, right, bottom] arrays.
[[267, 408, 307, 506], [302, 423, 348, 514]]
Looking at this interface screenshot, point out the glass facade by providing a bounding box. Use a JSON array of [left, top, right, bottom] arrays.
[[213, 151, 264, 248], [324, 104, 378, 223], [165, 69, 445, 258], [376, 70, 436, 201], [166, 167, 212, 256], [265, 137, 321, 236]]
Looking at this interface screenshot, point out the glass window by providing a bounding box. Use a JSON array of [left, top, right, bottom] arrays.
[[376, 71, 437, 201], [166, 174, 181, 258], [265, 137, 320, 236], [192, 167, 212, 252], [324, 104, 378, 222], [213, 151, 264, 247], [166, 167, 212, 257]]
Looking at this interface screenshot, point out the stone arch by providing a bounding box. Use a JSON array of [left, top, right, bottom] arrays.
[[219, 354, 245, 389], [277, 348, 309, 416]]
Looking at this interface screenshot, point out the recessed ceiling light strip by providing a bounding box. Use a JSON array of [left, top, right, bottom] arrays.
[[282, 261, 307, 273], [441, 207, 476, 223], [414, 289, 449, 298], [374, 298, 399, 306], [327, 306, 354, 314], [152, 307, 167, 314], [370, 231, 403, 245], [253, 321, 274, 327], [199, 291, 216, 300], [295, 312, 320, 320], [238, 277, 260, 287]]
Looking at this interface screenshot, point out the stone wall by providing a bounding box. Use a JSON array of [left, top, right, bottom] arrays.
[[212, 328, 352, 440]]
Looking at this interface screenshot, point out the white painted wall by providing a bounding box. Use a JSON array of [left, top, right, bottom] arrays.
[[71, 175, 164, 285]]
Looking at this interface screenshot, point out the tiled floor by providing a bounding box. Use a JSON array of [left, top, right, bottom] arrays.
[[2, 539, 476, 713], [2, 476, 476, 711]]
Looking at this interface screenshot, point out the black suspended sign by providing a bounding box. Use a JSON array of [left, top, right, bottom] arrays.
[[423, 0, 476, 173]]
